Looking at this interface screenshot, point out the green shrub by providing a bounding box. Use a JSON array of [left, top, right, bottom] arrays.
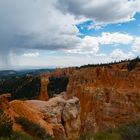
[[15, 117, 52, 140], [94, 131, 121, 140], [118, 119, 140, 140], [127, 56, 140, 71], [79, 118, 140, 140], [0, 131, 39, 140], [0, 137, 9, 140], [79, 133, 94, 140], [10, 132, 38, 140], [79, 131, 121, 140], [48, 77, 69, 97], [0, 109, 13, 137]]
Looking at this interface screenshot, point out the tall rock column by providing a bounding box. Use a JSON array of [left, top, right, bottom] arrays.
[[38, 74, 49, 101]]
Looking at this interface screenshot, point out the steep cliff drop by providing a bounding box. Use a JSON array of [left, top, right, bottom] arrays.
[[66, 61, 140, 134]]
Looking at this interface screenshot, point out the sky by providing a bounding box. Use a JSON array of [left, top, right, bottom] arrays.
[[0, 0, 140, 70]]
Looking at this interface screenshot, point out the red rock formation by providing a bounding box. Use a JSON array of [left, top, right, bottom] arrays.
[[67, 63, 140, 134], [2, 61, 140, 139], [50, 67, 76, 78], [0, 93, 80, 140], [0, 93, 11, 110], [38, 74, 49, 101]]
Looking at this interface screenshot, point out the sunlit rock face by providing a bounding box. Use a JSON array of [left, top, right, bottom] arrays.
[[26, 94, 80, 140], [67, 62, 140, 134], [50, 67, 76, 78], [38, 74, 49, 101], [0, 93, 80, 140]]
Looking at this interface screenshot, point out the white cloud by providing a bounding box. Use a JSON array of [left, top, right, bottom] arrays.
[[65, 32, 134, 55], [98, 32, 134, 45], [17, 53, 115, 68], [23, 52, 39, 57], [0, 0, 84, 68], [96, 53, 106, 57], [0, 0, 83, 53], [0, 0, 139, 69], [56, 0, 140, 24], [66, 36, 99, 54], [132, 37, 140, 52], [87, 24, 102, 30], [1, 0, 137, 57], [110, 48, 134, 60]]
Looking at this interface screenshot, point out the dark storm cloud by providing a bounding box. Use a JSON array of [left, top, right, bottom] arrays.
[[56, 0, 140, 24], [0, 0, 80, 68], [0, 0, 80, 50]]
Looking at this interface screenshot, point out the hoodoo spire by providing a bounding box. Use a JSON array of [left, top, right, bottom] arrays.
[[38, 74, 49, 101]]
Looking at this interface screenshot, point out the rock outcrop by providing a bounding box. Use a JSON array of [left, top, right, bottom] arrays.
[[67, 63, 140, 134], [50, 67, 76, 78], [0, 94, 80, 140], [0, 93, 11, 110]]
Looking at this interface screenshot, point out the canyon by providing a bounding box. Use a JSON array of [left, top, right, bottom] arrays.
[[1, 59, 140, 139]]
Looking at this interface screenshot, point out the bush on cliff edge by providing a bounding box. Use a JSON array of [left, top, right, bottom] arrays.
[[79, 118, 140, 140], [0, 109, 13, 137], [15, 117, 52, 140]]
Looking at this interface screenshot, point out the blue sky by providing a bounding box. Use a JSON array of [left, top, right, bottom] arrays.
[[0, 0, 140, 69], [77, 13, 140, 36], [77, 13, 140, 54]]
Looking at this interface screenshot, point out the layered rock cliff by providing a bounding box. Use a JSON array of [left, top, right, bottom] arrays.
[[67, 61, 140, 134], [50, 67, 76, 78]]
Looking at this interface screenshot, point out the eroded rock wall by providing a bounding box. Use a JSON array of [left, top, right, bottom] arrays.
[[67, 65, 140, 134]]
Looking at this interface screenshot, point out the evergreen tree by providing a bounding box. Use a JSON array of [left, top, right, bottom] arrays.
[[0, 109, 13, 137]]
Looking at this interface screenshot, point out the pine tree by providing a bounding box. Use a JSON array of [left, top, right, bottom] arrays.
[[0, 109, 13, 137]]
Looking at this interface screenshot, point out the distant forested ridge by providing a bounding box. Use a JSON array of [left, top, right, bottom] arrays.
[[79, 56, 140, 70], [0, 68, 69, 100]]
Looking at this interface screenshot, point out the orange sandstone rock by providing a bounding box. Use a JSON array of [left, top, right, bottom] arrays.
[[38, 74, 49, 101], [67, 64, 140, 134], [1, 93, 80, 140], [0, 93, 11, 110]]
